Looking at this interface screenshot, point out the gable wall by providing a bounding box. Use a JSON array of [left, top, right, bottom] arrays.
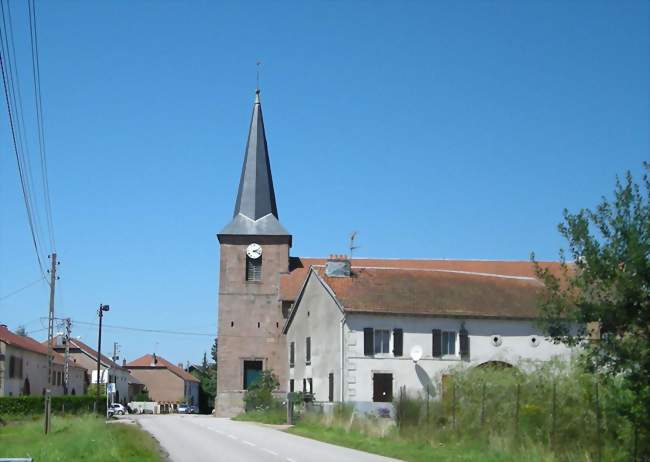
[[286, 273, 344, 402]]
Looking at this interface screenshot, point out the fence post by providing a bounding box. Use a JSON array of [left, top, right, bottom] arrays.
[[480, 381, 486, 428], [515, 383, 520, 442], [452, 380, 456, 432], [551, 381, 557, 451], [595, 380, 602, 462], [426, 384, 430, 424]]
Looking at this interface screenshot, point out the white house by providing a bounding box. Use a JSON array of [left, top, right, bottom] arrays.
[[47, 336, 133, 404], [283, 258, 573, 413], [0, 324, 86, 397]]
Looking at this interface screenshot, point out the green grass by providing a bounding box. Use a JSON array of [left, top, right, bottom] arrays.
[[0, 414, 164, 462], [287, 420, 534, 462], [232, 407, 287, 425]]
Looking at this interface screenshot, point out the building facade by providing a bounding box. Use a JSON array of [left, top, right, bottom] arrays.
[[1, 325, 86, 397], [127, 354, 199, 405], [283, 259, 573, 413], [49, 336, 132, 404]]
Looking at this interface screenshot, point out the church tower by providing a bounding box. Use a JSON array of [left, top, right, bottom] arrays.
[[215, 90, 291, 416]]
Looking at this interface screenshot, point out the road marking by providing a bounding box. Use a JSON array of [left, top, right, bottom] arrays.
[[227, 434, 238, 440], [212, 429, 224, 434], [242, 440, 256, 447], [286, 458, 297, 462], [261, 448, 278, 456]]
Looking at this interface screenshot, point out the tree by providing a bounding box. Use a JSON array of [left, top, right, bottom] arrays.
[[191, 347, 217, 413], [533, 164, 649, 450], [15, 325, 27, 336], [211, 337, 218, 363]]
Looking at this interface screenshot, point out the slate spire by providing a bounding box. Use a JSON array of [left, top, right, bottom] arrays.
[[219, 90, 290, 238]]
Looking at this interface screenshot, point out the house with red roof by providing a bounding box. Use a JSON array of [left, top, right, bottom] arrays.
[[126, 354, 199, 405], [282, 257, 574, 413], [0, 324, 86, 397]]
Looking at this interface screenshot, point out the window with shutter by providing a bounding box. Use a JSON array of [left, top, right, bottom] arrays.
[[363, 328, 374, 356], [393, 329, 403, 356], [328, 373, 334, 402], [289, 342, 295, 367], [432, 329, 442, 357], [245, 256, 262, 281], [305, 337, 311, 364], [442, 331, 457, 355], [374, 329, 390, 354]]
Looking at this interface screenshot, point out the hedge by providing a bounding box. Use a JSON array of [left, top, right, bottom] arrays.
[[0, 396, 106, 415]]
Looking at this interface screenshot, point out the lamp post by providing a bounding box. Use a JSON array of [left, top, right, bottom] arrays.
[[96, 304, 110, 412]]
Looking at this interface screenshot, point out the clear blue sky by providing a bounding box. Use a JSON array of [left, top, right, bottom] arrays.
[[1, 1, 648, 365]]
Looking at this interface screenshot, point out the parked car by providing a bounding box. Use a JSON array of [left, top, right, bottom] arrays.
[[177, 404, 190, 414], [190, 405, 199, 414], [109, 403, 127, 415]]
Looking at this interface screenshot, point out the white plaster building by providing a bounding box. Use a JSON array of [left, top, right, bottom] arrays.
[[283, 258, 573, 413], [0, 324, 86, 397]]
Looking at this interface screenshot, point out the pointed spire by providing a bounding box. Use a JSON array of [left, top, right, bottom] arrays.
[[219, 90, 290, 238]]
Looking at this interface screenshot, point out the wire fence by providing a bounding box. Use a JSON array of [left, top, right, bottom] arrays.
[[394, 362, 645, 462]]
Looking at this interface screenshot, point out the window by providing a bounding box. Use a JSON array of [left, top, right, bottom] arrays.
[[302, 378, 306, 392], [9, 357, 23, 379], [363, 328, 374, 356], [289, 379, 294, 392], [374, 329, 390, 354], [246, 256, 262, 281], [289, 342, 295, 367], [328, 373, 334, 402], [243, 360, 263, 390], [432, 329, 457, 357], [373, 373, 393, 402], [305, 337, 311, 365]]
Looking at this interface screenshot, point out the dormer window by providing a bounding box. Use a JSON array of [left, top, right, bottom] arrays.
[[246, 255, 262, 281]]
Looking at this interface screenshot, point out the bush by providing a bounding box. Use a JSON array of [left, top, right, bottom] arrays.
[[243, 369, 279, 411], [0, 396, 105, 415]]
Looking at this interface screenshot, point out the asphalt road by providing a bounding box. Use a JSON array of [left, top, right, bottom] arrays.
[[134, 414, 401, 462]]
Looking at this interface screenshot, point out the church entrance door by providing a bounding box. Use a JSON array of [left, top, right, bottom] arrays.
[[243, 360, 263, 390]]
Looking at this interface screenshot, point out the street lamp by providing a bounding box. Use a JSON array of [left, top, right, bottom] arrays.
[[96, 304, 110, 412]]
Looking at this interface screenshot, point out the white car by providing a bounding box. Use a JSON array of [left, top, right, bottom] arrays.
[[109, 403, 127, 415]]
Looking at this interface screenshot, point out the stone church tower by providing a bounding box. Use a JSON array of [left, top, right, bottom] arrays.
[[215, 90, 291, 416]]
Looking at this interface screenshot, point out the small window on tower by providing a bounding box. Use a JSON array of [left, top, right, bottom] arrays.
[[246, 256, 262, 281]]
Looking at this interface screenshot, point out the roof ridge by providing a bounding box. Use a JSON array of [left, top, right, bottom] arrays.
[[346, 266, 540, 281]]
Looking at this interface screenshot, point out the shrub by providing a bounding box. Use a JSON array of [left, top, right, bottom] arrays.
[[243, 369, 279, 411], [0, 395, 105, 415]]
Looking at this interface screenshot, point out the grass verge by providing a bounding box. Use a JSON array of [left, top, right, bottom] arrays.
[[0, 414, 164, 462], [287, 420, 529, 462], [232, 407, 286, 425]]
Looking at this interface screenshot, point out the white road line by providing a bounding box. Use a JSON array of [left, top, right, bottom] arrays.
[[227, 434, 238, 440], [286, 458, 297, 462], [261, 448, 278, 456], [242, 440, 256, 447], [212, 429, 224, 434]]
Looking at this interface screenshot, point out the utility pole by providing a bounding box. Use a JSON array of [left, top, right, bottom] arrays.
[[63, 318, 71, 394], [96, 304, 110, 413], [44, 253, 58, 435]]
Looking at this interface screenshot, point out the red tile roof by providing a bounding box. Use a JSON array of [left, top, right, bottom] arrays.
[[280, 257, 562, 303], [44, 336, 121, 369], [1, 325, 69, 366], [126, 354, 199, 383], [313, 266, 544, 319]]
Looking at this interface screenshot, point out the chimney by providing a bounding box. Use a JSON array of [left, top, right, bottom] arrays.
[[151, 353, 158, 366], [178, 363, 183, 370], [325, 254, 351, 277]]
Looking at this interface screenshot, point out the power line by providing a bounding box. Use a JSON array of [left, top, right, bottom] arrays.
[[0, 276, 44, 300], [0, 2, 46, 276], [42, 317, 214, 337]]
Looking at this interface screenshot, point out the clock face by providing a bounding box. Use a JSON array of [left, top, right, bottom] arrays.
[[246, 243, 262, 259]]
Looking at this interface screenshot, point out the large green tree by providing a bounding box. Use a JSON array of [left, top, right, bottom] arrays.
[[533, 164, 649, 450]]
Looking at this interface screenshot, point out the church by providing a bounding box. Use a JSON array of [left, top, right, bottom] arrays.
[[214, 90, 572, 416]]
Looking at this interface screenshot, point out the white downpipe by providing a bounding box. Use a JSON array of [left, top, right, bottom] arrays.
[[340, 315, 346, 402]]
